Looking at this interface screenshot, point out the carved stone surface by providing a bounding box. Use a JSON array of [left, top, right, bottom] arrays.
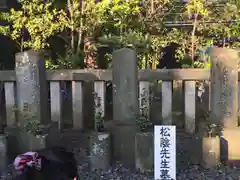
[[201, 136, 220, 169], [112, 48, 139, 124], [111, 48, 138, 167], [15, 50, 49, 125], [5, 51, 56, 154], [210, 48, 239, 128], [89, 132, 111, 170]]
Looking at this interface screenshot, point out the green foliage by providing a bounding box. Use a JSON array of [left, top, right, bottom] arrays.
[[45, 50, 84, 69], [0, 0, 239, 68], [0, 0, 66, 51]]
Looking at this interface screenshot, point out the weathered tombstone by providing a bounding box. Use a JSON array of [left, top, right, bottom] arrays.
[[15, 50, 49, 125], [6, 50, 58, 154], [89, 132, 111, 170], [210, 47, 239, 127], [201, 135, 220, 168], [111, 48, 139, 167], [112, 48, 139, 124], [209, 47, 239, 166]]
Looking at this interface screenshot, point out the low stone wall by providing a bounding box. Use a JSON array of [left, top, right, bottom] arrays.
[[55, 127, 217, 172], [0, 127, 226, 175]]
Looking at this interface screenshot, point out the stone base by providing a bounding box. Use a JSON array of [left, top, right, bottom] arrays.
[[201, 136, 220, 168], [135, 132, 153, 173], [189, 132, 202, 165], [89, 132, 111, 170], [105, 121, 136, 168], [220, 127, 240, 167], [188, 130, 220, 169], [5, 122, 60, 161]]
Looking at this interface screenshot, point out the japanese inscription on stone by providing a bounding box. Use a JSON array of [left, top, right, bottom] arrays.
[[219, 66, 231, 118], [154, 126, 176, 180]]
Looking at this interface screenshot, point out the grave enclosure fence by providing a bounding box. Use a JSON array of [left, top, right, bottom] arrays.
[[0, 47, 239, 173], [0, 68, 214, 133]]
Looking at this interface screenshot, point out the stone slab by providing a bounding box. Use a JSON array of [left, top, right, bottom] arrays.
[[187, 126, 220, 169], [15, 50, 49, 125], [201, 136, 220, 168], [210, 48, 239, 128], [89, 132, 111, 170], [112, 48, 139, 124], [220, 127, 240, 167], [135, 132, 153, 173], [105, 120, 136, 167]]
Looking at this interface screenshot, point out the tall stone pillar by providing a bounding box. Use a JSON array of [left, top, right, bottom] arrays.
[[110, 48, 139, 167], [210, 48, 239, 127], [209, 47, 240, 166], [15, 50, 49, 125], [6, 50, 58, 154]]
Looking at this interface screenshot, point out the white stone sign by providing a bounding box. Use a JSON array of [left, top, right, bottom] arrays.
[[154, 125, 176, 180]]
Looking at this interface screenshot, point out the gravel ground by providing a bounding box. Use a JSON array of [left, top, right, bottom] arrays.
[[2, 163, 240, 180], [77, 164, 240, 180]]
